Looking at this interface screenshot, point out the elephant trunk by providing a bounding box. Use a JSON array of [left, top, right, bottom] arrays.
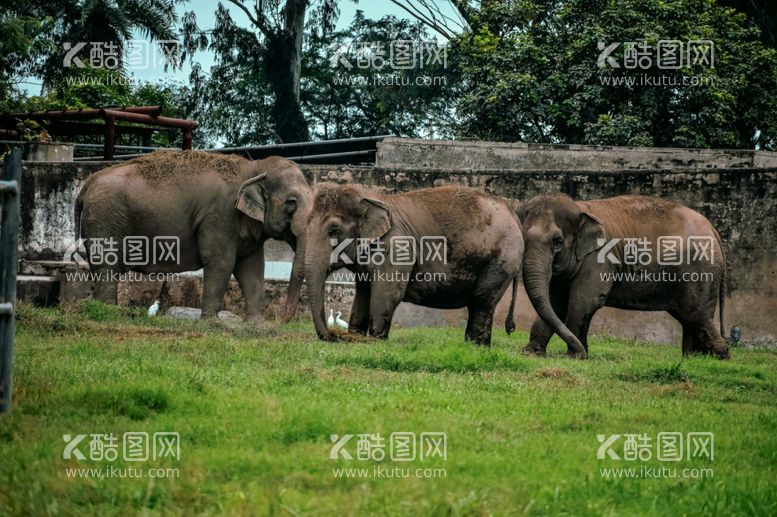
[[305, 246, 334, 341], [523, 246, 588, 358], [282, 230, 306, 323]]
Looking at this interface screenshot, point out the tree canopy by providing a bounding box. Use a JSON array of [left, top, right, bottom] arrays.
[[2, 0, 776, 149]]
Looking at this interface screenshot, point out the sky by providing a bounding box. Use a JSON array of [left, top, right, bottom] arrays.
[[20, 0, 464, 94]]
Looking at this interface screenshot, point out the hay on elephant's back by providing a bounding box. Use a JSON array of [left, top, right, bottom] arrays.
[[113, 150, 248, 184]]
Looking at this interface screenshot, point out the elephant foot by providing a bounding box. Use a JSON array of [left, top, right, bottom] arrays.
[[712, 347, 731, 360], [522, 344, 546, 356], [566, 349, 588, 360], [244, 313, 263, 325], [317, 330, 339, 342]]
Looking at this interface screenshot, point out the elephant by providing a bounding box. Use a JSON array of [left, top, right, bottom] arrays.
[[516, 194, 729, 359], [74, 150, 312, 321], [303, 184, 524, 345]]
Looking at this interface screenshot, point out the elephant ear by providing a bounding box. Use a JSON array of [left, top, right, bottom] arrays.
[[575, 211, 606, 261], [234, 173, 267, 222], [359, 198, 392, 241]]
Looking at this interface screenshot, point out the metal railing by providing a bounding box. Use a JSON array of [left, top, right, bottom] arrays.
[[0, 147, 21, 414], [2, 134, 394, 164]]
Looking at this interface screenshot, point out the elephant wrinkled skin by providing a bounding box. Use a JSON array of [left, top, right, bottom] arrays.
[[304, 185, 524, 345], [517, 194, 729, 359], [74, 151, 312, 321]]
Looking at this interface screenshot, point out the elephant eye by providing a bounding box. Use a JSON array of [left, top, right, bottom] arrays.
[[284, 197, 297, 213], [552, 236, 564, 250], [328, 225, 340, 239]]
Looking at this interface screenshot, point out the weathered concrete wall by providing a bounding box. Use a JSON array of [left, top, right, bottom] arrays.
[[377, 137, 777, 171], [12, 146, 777, 346]]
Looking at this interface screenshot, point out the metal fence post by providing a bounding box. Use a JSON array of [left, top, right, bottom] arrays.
[[0, 147, 22, 414]]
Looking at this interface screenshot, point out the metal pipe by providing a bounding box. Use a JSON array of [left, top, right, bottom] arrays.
[[0, 180, 18, 194], [0, 147, 21, 413], [213, 134, 394, 152]]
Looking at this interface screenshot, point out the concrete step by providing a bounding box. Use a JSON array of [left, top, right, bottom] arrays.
[[19, 260, 296, 279], [17, 275, 60, 306], [19, 260, 85, 276]]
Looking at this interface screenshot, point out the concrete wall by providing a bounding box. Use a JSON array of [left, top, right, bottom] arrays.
[[377, 137, 777, 171], [13, 141, 777, 346]]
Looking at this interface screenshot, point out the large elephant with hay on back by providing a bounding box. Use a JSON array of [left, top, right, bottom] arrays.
[[74, 150, 313, 322]]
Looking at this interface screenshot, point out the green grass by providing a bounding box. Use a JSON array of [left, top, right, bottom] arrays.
[[1, 300, 776, 516]]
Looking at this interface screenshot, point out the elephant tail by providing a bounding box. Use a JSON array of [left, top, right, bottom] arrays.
[[714, 228, 727, 340], [505, 276, 518, 335], [719, 261, 727, 340], [74, 185, 85, 242]]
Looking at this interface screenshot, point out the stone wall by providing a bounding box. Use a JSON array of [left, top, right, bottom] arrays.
[[377, 137, 777, 171], [12, 139, 777, 346]]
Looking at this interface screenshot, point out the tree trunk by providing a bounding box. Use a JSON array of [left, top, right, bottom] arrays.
[[262, 0, 309, 143], [284, 0, 305, 101]]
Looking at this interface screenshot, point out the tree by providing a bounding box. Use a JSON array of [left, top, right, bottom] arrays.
[[454, 0, 777, 149], [183, 0, 341, 143], [0, 0, 58, 100], [302, 11, 459, 139], [718, 0, 777, 48], [8, 66, 199, 148], [384, 0, 469, 39], [18, 0, 183, 88]]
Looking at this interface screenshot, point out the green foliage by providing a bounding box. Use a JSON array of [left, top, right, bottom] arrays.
[[3, 66, 198, 147], [1, 0, 192, 147], [181, 9, 460, 145], [180, 1, 339, 144], [0, 0, 57, 99], [2, 302, 776, 515], [455, 0, 777, 149], [14, 118, 50, 142], [181, 4, 277, 147], [302, 11, 460, 139], [5, 1, 777, 149]]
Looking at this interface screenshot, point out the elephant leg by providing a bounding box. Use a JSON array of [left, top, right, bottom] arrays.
[[91, 266, 114, 303], [524, 279, 569, 356], [201, 264, 233, 318], [563, 286, 605, 357], [673, 294, 730, 360], [578, 312, 596, 352], [349, 279, 371, 335], [465, 304, 496, 346], [86, 233, 125, 305], [669, 311, 695, 357], [367, 274, 407, 339], [525, 319, 554, 355], [465, 272, 512, 346], [697, 301, 730, 359], [683, 325, 696, 356], [685, 318, 729, 359], [91, 264, 121, 304], [233, 246, 265, 322], [199, 229, 236, 319]]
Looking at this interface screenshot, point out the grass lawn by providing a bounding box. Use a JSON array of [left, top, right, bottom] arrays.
[[1, 301, 776, 516]]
